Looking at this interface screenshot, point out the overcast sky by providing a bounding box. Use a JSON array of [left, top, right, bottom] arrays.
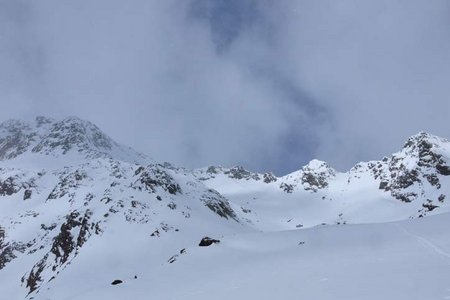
[[1, 0, 450, 175]]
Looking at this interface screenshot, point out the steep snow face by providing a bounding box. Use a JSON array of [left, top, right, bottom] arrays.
[[194, 166, 270, 182]]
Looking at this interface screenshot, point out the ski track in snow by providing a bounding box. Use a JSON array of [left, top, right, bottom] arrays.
[[395, 223, 450, 264]]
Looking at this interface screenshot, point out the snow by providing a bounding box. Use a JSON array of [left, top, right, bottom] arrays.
[[32, 214, 450, 300], [1, 117, 450, 299]]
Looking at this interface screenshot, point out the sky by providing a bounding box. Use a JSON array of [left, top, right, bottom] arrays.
[[0, 0, 450, 175]]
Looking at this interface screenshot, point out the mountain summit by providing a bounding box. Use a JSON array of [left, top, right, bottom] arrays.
[[0, 116, 147, 165]]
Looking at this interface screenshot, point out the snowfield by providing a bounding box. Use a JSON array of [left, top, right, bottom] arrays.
[[28, 214, 450, 300], [1, 117, 450, 300]]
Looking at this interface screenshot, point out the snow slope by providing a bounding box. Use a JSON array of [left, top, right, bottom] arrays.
[[34, 214, 450, 300], [1, 117, 450, 299]]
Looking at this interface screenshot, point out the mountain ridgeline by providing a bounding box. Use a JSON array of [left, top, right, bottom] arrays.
[[1, 117, 450, 298]]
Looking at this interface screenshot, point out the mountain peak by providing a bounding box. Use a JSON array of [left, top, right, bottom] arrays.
[[302, 159, 334, 172], [403, 132, 447, 151], [0, 116, 148, 164], [32, 116, 115, 156], [398, 132, 450, 169]]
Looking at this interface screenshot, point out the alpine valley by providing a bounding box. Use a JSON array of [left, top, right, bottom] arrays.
[[1, 116, 450, 300]]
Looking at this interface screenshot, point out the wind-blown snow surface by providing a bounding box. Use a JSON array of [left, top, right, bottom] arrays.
[[1, 117, 450, 299]]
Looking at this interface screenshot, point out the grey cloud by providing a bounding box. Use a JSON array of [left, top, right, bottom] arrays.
[[0, 0, 44, 116], [261, 0, 450, 169], [0, 0, 448, 174], [0, 0, 319, 174]]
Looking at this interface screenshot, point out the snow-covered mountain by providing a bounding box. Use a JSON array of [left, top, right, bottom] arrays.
[[1, 117, 450, 300], [194, 132, 450, 229]]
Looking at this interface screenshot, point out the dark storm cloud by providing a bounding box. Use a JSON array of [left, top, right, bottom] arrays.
[[0, 0, 449, 174]]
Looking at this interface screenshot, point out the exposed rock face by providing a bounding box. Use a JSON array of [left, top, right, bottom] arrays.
[[370, 132, 450, 203], [280, 182, 294, 193], [195, 166, 262, 181], [225, 166, 261, 180], [167, 248, 187, 264], [47, 170, 88, 201], [200, 189, 238, 221], [300, 160, 336, 191], [21, 210, 100, 294], [133, 165, 182, 195], [0, 120, 40, 160], [0, 177, 20, 196], [0, 227, 27, 270], [50, 210, 93, 265], [263, 172, 277, 183], [24, 256, 47, 294], [23, 190, 32, 200], [280, 160, 336, 193], [0, 172, 36, 197]]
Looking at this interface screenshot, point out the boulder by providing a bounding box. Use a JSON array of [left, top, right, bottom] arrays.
[[199, 237, 220, 247]]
